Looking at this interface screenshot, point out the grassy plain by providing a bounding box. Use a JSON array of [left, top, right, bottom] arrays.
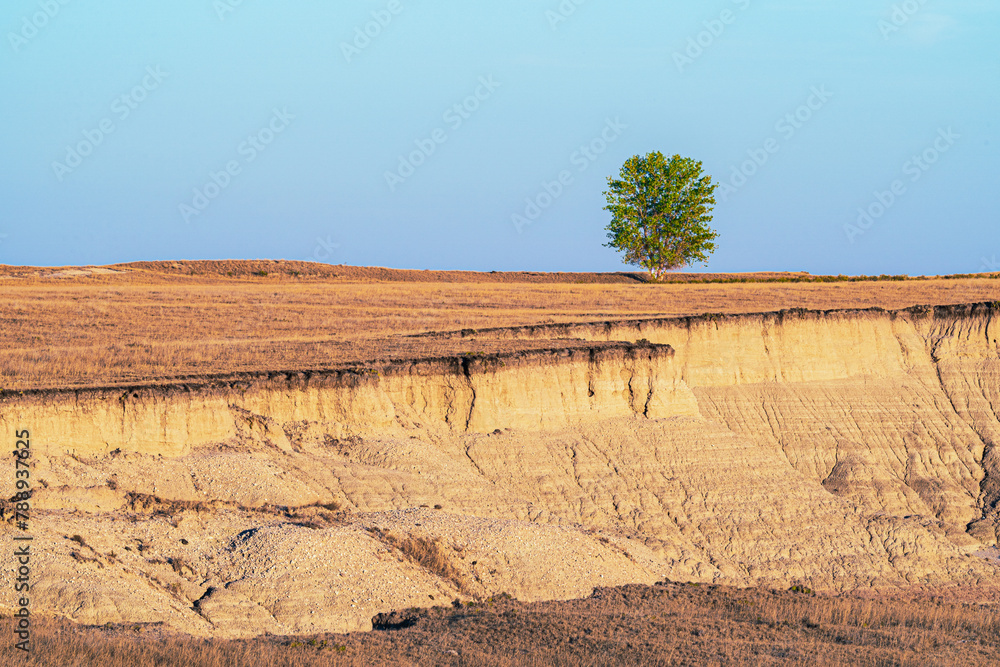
[[1, 260, 998, 390]]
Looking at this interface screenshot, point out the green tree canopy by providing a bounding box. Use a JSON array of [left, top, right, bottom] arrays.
[[604, 152, 719, 280]]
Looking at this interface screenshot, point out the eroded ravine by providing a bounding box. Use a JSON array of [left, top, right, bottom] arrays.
[[2, 304, 999, 637]]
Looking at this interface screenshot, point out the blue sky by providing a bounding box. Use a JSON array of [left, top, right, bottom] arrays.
[[1, 0, 997, 274]]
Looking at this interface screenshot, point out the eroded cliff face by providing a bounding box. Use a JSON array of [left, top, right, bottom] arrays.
[[449, 304, 1000, 543], [2, 305, 999, 638], [0, 343, 694, 457]]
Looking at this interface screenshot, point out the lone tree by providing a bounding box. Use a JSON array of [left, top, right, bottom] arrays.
[[604, 152, 719, 280]]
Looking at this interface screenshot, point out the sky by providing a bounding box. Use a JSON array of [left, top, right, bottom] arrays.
[[1, 0, 997, 274]]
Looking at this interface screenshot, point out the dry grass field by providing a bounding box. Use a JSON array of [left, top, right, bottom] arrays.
[[1, 260, 998, 390], [3, 583, 999, 666]]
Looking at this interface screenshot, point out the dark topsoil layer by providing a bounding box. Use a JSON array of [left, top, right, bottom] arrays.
[[4, 582, 999, 666]]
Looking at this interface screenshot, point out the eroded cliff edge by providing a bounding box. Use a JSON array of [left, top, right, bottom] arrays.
[[2, 304, 999, 637]]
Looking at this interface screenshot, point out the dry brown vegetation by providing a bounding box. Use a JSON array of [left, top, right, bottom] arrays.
[[4, 582, 1000, 666], [371, 529, 472, 595], [1, 261, 998, 391]]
